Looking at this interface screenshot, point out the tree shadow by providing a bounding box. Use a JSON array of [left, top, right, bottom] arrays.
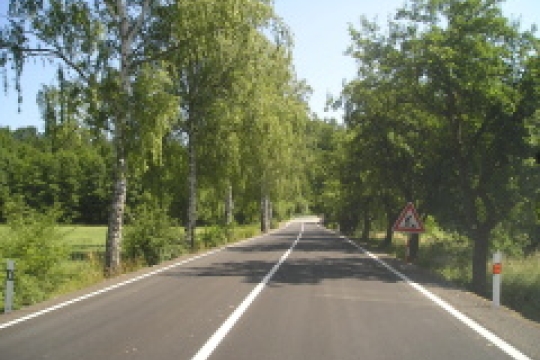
[[161, 231, 401, 286]]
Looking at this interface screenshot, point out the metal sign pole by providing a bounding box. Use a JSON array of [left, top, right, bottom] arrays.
[[5, 259, 15, 313]]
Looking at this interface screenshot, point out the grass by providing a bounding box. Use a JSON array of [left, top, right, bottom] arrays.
[[497, 254, 540, 322], [59, 225, 108, 247]]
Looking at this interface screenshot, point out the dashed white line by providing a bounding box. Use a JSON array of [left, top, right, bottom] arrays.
[[191, 223, 304, 360]]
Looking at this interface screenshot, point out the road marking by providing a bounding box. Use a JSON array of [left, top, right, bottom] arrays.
[[191, 223, 304, 360], [337, 233, 532, 360], [0, 225, 291, 331]]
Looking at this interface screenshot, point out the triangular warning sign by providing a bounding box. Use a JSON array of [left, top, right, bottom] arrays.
[[392, 203, 425, 233]]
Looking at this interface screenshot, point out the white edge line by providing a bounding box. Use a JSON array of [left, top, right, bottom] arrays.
[[325, 229, 531, 360], [191, 222, 304, 360], [0, 223, 292, 331]]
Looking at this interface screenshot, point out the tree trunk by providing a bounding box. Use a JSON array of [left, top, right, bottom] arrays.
[[104, 2, 131, 276], [261, 194, 270, 233], [382, 199, 396, 248], [382, 221, 394, 248], [225, 184, 234, 225], [105, 158, 127, 276], [382, 209, 394, 248], [361, 210, 371, 242], [186, 124, 197, 249], [268, 200, 273, 229], [471, 226, 491, 296]]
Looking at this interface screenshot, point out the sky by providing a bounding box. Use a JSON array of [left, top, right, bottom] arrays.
[[1, 0, 539, 130]]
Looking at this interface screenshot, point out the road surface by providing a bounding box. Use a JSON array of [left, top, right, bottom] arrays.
[[0, 221, 537, 360]]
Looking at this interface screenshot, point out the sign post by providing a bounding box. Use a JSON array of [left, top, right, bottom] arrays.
[[493, 251, 502, 308], [393, 203, 425, 262], [5, 260, 14, 313]]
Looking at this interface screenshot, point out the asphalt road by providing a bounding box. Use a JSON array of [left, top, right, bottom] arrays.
[[0, 221, 536, 360]]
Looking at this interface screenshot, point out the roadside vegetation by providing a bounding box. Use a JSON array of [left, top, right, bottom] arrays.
[[0, 202, 262, 310]]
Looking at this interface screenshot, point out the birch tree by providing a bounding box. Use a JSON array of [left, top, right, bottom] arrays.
[[152, 0, 285, 246], [0, 0, 178, 275]]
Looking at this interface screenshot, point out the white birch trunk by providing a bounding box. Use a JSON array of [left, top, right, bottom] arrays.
[[261, 194, 270, 233], [225, 184, 234, 225], [105, 158, 127, 275], [104, 0, 143, 275], [186, 122, 197, 248]]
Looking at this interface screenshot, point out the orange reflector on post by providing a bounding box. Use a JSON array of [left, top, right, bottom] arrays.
[[493, 263, 502, 275]]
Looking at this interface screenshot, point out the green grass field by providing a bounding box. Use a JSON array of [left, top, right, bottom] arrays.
[[59, 225, 108, 247]]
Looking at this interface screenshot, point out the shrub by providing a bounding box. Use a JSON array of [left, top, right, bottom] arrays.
[[494, 253, 540, 322], [123, 202, 185, 266], [0, 199, 69, 308], [232, 225, 260, 241], [199, 226, 232, 249]]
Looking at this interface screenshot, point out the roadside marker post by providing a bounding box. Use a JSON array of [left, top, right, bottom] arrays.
[[493, 251, 502, 308], [5, 260, 15, 313]]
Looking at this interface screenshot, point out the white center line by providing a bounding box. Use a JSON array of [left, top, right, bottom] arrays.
[[191, 222, 304, 360]]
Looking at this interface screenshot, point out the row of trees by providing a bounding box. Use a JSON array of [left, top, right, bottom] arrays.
[[313, 0, 540, 296], [1, 0, 311, 274], [0, 127, 112, 224]]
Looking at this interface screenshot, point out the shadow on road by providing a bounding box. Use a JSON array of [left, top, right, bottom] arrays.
[[161, 228, 404, 287]]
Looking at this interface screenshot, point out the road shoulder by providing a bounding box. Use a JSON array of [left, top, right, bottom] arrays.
[[348, 236, 540, 360]]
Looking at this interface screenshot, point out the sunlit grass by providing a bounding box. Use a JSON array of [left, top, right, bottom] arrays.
[[496, 253, 540, 322]]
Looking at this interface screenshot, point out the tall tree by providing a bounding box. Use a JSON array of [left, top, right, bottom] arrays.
[[152, 0, 290, 244], [397, 0, 539, 294], [1, 0, 179, 274], [342, 0, 540, 295]]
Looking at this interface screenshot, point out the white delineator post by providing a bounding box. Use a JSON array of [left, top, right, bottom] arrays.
[[5, 259, 15, 313], [492, 251, 502, 308]]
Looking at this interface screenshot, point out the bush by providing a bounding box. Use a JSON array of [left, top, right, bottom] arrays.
[[232, 225, 260, 240], [123, 202, 185, 266], [0, 199, 69, 308], [199, 225, 232, 249], [494, 253, 540, 322], [196, 224, 261, 250]]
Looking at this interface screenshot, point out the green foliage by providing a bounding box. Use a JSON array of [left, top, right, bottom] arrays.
[[199, 226, 233, 249], [338, 0, 540, 294], [416, 221, 473, 287], [499, 253, 540, 322], [0, 199, 69, 308], [232, 224, 261, 241], [123, 199, 185, 266], [0, 126, 112, 224], [196, 224, 261, 250]]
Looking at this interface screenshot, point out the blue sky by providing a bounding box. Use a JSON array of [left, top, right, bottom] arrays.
[[1, 0, 539, 130]]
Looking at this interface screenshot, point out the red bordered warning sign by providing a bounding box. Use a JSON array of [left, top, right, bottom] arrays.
[[392, 203, 425, 233]]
